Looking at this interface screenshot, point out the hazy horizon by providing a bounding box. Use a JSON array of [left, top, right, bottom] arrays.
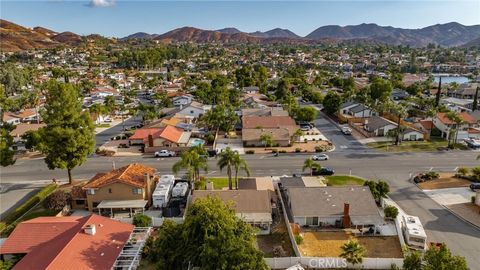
[[1, 1, 479, 37]]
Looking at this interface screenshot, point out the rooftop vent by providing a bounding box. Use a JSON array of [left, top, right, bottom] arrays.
[[84, 224, 96, 236]]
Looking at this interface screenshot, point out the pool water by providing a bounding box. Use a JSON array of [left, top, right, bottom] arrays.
[[190, 138, 205, 146]]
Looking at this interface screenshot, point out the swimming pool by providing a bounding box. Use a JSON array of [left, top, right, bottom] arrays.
[[189, 138, 205, 147]]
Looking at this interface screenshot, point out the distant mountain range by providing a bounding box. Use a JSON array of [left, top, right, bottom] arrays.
[[1, 19, 480, 52]]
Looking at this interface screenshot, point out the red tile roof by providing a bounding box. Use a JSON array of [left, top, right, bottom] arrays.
[[83, 163, 156, 189], [436, 112, 477, 125], [130, 126, 184, 143], [129, 128, 161, 140], [242, 116, 297, 129], [157, 125, 184, 143], [1, 215, 134, 270], [419, 120, 433, 130]]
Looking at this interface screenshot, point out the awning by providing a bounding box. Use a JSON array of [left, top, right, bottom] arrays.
[[97, 200, 148, 209], [350, 215, 384, 226]]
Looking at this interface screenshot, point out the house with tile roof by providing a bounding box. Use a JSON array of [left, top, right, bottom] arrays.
[[82, 164, 158, 212], [0, 215, 134, 270], [433, 112, 478, 141], [129, 126, 191, 148]]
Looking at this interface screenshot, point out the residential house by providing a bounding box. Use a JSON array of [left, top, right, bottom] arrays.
[[192, 190, 273, 234], [82, 163, 158, 213], [240, 108, 289, 117], [347, 104, 375, 118], [5, 109, 40, 123], [91, 86, 119, 98], [241, 115, 298, 147], [10, 123, 46, 143], [242, 86, 260, 94], [0, 215, 134, 270], [172, 94, 193, 108], [279, 176, 327, 189], [391, 89, 410, 101], [441, 97, 474, 111], [129, 126, 191, 148], [433, 112, 478, 141], [364, 116, 398, 136], [285, 186, 383, 228], [447, 83, 479, 99], [2, 114, 21, 125], [176, 101, 211, 119]]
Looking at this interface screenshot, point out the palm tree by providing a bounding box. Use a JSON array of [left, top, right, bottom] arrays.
[[233, 153, 251, 190], [390, 102, 408, 145], [302, 158, 321, 176], [172, 146, 208, 183], [446, 111, 464, 148], [293, 129, 304, 143], [340, 239, 365, 266], [260, 133, 273, 148], [217, 147, 236, 190]]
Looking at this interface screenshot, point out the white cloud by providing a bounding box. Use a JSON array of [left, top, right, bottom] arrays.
[[89, 0, 115, 8]]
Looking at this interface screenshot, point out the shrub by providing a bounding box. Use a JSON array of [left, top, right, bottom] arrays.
[[271, 149, 278, 154], [294, 235, 303, 245], [315, 146, 324, 152], [43, 190, 71, 210], [133, 214, 152, 227], [472, 196, 476, 204], [245, 150, 255, 154], [457, 167, 469, 177], [295, 148, 301, 153], [384, 205, 399, 219], [206, 134, 215, 144], [279, 150, 287, 153]]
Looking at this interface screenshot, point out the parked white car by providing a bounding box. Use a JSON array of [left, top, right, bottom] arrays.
[[312, 154, 329, 161], [154, 150, 176, 157], [341, 126, 352, 135]]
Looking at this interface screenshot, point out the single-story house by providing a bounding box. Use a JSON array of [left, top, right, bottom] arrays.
[[129, 126, 190, 147], [242, 86, 260, 94], [172, 94, 193, 108], [364, 116, 398, 136], [0, 214, 134, 270], [285, 186, 383, 228], [242, 115, 298, 133], [242, 128, 291, 147], [177, 101, 211, 119], [347, 104, 375, 118], [391, 89, 410, 101], [279, 176, 326, 189], [192, 190, 273, 234], [9, 123, 46, 143]]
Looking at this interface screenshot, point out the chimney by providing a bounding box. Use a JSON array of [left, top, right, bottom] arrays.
[[84, 224, 96, 235], [148, 134, 154, 147], [145, 173, 152, 204], [343, 203, 351, 228]]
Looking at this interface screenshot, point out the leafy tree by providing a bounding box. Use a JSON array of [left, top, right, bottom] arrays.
[[217, 147, 237, 190], [201, 105, 239, 132], [473, 86, 479, 112], [294, 106, 317, 122], [423, 244, 468, 270], [43, 190, 71, 210], [0, 123, 16, 167], [275, 78, 290, 100], [364, 180, 390, 202], [133, 214, 152, 227], [384, 205, 399, 219], [446, 111, 465, 148], [340, 239, 365, 265], [457, 167, 469, 177], [368, 76, 393, 104], [303, 158, 321, 176], [323, 91, 342, 115], [403, 249, 423, 270], [31, 80, 95, 184], [390, 102, 408, 145], [143, 219, 183, 269], [172, 145, 208, 182]]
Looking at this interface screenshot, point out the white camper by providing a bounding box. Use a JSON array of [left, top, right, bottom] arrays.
[[172, 182, 189, 198], [402, 215, 427, 250]]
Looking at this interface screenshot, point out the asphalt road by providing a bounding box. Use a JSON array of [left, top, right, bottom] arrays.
[[1, 111, 480, 267]]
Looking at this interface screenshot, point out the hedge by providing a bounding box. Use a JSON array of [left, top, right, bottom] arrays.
[[0, 184, 58, 234]]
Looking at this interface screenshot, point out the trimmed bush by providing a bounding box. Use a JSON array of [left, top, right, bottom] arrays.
[[472, 196, 476, 204], [133, 214, 152, 227], [245, 150, 255, 154], [384, 205, 399, 219], [43, 190, 71, 210], [295, 235, 303, 245], [295, 148, 302, 153]]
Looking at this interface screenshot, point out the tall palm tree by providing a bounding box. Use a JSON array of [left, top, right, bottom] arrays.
[[302, 158, 321, 176], [446, 111, 464, 148], [172, 146, 208, 183], [340, 239, 365, 266], [233, 153, 251, 190], [390, 102, 408, 145], [217, 147, 237, 190]]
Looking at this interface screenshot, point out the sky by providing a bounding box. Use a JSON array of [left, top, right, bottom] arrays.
[[1, 0, 479, 38]]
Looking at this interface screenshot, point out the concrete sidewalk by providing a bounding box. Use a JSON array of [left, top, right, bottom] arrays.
[[423, 187, 475, 206]]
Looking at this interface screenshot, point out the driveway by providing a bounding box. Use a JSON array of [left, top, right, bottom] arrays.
[[423, 187, 476, 206]]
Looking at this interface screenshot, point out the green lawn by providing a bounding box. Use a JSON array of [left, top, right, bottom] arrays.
[[207, 177, 230, 190], [95, 123, 111, 128], [325, 175, 365, 186], [366, 138, 467, 152]]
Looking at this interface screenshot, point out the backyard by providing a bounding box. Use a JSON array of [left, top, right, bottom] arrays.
[[298, 231, 403, 258], [256, 210, 295, 258], [325, 175, 365, 186], [367, 138, 467, 152]]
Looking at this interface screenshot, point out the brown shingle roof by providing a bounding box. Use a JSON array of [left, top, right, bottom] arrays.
[[242, 116, 297, 129], [192, 190, 271, 214], [83, 163, 156, 189], [242, 128, 291, 142]]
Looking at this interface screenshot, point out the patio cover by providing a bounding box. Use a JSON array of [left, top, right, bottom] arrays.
[[97, 200, 148, 209], [350, 215, 384, 226]]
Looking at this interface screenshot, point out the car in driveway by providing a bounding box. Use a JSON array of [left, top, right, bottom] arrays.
[[154, 150, 176, 157], [312, 167, 335, 176], [312, 154, 329, 161], [470, 183, 480, 191]]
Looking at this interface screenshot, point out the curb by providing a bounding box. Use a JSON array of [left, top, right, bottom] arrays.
[[442, 204, 480, 231]]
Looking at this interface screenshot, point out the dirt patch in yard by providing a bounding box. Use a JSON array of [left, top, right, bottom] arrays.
[[418, 173, 472, 190], [446, 203, 480, 228], [257, 208, 295, 257], [299, 231, 403, 258]]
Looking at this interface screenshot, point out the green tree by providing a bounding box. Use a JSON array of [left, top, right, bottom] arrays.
[[233, 153, 251, 190], [403, 249, 423, 270], [0, 123, 16, 167], [303, 158, 321, 176], [259, 133, 273, 148], [295, 106, 318, 122], [423, 244, 468, 270], [446, 111, 465, 148], [368, 76, 393, 105], [32, 81, 95, 184], [323, 91, 342, 115], [217, 147, 237, 190], [390, 102, 408, 145], [340, 239, 365, 265], [133, 214, 152, 227], [172, 145, 208, 183], [472, 86, 479, 112], [384, 205, 399, 219]]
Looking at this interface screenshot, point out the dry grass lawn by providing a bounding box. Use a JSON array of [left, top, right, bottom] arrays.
[[418, 173, 472, 190], [447, 203, 480, 228], [299, 231, 403, 258]]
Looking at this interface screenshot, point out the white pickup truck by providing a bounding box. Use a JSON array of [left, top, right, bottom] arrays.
[[154, 150, 176, 157]]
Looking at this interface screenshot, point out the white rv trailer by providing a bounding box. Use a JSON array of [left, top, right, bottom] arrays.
[[402, 215, 427, 250]]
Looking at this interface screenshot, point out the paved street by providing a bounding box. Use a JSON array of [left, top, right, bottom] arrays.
[[1, 113, 480, 267]]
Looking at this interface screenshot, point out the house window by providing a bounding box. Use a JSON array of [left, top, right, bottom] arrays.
[[132, 188, 143, 195], [306, 217, 319, 226], [87, 189, 95, 195], [75, 200, 85, 205], [108, 188, 112, 194]]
